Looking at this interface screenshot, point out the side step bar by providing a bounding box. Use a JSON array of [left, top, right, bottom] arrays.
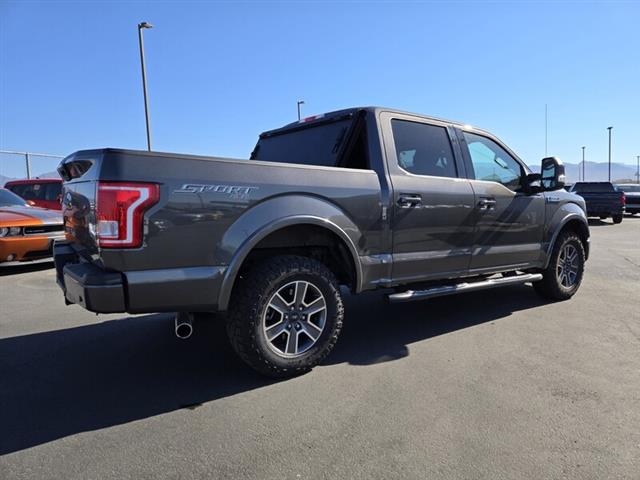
[[387, 273, 543, 303]]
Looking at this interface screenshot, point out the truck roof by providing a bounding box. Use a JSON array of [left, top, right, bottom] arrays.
[[259, 106, 470, 139]]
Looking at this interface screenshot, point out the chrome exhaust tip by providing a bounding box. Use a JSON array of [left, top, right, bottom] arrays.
[[175, 312, 193, 339]]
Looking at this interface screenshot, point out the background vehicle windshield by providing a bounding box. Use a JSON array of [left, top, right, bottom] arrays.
[[618, 185, 640, 193], [572, 183, 616, 193], [0, 188, 29, 207], [7, 182, 62, 202]]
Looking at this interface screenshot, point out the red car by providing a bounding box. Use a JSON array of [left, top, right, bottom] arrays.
[[4, 178, 62, 210]]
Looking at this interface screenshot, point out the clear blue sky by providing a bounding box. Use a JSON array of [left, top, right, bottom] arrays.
[[1, 0, 639, 178]]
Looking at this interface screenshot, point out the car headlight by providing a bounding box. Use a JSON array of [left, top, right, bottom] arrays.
[[0, 227, 22, 237]]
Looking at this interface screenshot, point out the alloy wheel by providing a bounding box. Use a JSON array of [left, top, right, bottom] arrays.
[[262, 280, 327, 357]]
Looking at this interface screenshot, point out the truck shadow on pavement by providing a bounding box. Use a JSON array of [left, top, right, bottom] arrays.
[[0, 285, 547, 455], [329, 285, 549, 366]]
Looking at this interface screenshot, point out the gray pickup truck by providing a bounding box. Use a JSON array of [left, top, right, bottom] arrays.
[[54, 107, 589, 377]]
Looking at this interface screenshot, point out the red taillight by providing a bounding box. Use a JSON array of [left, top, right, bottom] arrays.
[[96, 182, 159, 248], [621, 192, 626, 206]]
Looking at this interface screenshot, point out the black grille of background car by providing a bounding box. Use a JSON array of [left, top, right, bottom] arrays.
[[24, 225, 64, 235]]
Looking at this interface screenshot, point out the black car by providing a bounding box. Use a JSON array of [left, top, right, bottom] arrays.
[[569, 182, 625, 223], [616, 184, 640, 215]]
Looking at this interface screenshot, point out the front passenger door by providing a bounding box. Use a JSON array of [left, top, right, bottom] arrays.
[[458, 130, 545, 272]]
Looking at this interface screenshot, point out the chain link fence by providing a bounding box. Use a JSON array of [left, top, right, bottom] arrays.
[[0, 150, 64, 185]]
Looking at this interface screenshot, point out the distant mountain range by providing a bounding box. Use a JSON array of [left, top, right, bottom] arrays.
[[547, 161, 638, 184], [1, 163, 638, 188]]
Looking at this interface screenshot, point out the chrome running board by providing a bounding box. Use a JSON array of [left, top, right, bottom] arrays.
[[387, 273, 543, 303]]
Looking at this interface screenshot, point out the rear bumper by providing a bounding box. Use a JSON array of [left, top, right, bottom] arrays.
[[585, 205, 624, 217], [54, 241, 226, 314], [54, 242, 126, 313]]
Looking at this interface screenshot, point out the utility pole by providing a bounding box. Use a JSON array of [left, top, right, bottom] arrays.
[[607, 126, 613, 182], [544, 104, 548, 156], [297, 100, 305, 121], [25, 152, 31, 179], [581, 146, 585, 182], [637, 155, 639, 184], [138, 22, 153, 151]]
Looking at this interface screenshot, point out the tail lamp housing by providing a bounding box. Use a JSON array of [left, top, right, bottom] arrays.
[[96, 182, 159, 248]]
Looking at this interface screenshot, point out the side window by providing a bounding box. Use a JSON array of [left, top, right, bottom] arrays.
[[463, 132, 524, 191], [16, 184, 37, 200], [7, 185, 26, 198], [44, 183, 62, 201], [391, 120, 457, 178]]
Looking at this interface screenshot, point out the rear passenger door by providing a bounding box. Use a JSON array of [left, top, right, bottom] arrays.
[[380, 112, 476, 282]]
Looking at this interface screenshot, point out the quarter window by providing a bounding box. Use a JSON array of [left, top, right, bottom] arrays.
[[463, 132, 524, 191], [391, 120, 457, 178]]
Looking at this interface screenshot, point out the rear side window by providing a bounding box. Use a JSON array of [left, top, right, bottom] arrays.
[[391, 120, 457, 178], [253, 118, 354, 168]]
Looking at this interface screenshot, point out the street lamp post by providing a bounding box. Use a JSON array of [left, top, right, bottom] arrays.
[[297, 100, 305, 121], [581, 146, 585, 182], [138, 22, 153, 151], [636, 155, 639, 184], [607, 126, 613, 182]]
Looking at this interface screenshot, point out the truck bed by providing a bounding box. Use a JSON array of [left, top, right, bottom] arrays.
[[57, 149, 383, 311]]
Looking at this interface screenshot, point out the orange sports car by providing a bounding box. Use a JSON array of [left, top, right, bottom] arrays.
[[0, 188, 65, 265]]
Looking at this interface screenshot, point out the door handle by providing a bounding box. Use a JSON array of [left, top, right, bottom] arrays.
[[398, 194, 422, 208], [477, 197, 497, 210]]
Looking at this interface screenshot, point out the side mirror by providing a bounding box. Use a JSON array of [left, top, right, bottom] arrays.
[[541, 157, 565, 191]]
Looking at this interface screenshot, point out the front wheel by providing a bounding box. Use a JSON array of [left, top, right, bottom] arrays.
[[226, 255, 344, 378], [534, 231, 585, 300]]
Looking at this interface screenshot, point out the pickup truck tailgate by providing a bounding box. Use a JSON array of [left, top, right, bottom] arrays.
[[58, 153, 100, 254]]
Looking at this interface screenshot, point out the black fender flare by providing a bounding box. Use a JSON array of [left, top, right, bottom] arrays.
[[543, 212, 590, 268], [216, 196, 363, 311]]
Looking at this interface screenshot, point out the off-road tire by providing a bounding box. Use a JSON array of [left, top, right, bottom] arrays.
[[533, 231, 585, 301], [612, 214, 623, 224], [226, 255, 344, 378]]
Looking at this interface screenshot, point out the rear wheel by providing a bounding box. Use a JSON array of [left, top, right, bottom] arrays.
[[226, 255, 344, 378], [534, 231, 585, 300], [612, 214, 623, 224]]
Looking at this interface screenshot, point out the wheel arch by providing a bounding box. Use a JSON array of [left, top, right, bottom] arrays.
[[217, 197, 364, 311], [544, 214, 590, 268]]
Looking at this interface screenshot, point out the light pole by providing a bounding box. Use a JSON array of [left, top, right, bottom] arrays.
[[297, 100, 305, 121], [581, 146, 585, 182], [636, 155, 639, 184], [138, 22, 153, 151], [607, 126, 613, 182]]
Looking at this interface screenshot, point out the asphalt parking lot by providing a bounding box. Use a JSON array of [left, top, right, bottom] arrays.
[[1, 217, 638, 480]]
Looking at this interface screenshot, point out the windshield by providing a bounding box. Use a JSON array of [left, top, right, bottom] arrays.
[[0, 188, 29, 207]]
